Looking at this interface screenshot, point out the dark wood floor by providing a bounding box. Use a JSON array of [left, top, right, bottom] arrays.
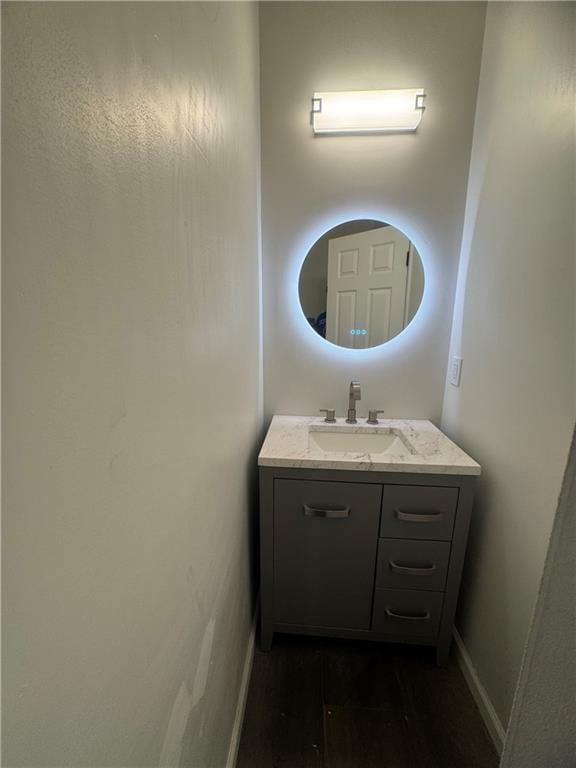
[[237, 634, 499, 768]]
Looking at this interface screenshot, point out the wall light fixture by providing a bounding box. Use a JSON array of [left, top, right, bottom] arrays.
[[311, 88, 425, 135]]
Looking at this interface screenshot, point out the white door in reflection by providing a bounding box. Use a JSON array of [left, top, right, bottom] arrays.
[[326, 226, 410, 348]]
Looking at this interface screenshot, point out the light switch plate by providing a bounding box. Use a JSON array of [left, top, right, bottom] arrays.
[[449, 356, 463, 387]]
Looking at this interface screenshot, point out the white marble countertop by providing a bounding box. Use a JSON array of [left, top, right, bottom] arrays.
[[258, 415, 481, 475]]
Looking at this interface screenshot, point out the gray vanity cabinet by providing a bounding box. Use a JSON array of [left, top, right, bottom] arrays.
[[259, 467, 476, 666]]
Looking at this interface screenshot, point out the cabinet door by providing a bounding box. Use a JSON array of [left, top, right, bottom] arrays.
[[274, 479, 382, 630]]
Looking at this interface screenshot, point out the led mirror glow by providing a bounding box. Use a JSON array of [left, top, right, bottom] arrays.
[[298, 219, 425, 350], [312, 89, 425, 134]]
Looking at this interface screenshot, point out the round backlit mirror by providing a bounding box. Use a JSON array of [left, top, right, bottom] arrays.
[[298, 219, 424, 349]]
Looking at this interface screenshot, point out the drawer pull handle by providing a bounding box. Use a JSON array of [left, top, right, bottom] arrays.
[[389, 560, 437, 576], [303, 504, 350, 519], [395, 508, 444, 523], [385, 608, 431, 621]]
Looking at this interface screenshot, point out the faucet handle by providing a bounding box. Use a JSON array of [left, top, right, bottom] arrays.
[[319, 408, 336, 423], [367, 410, 385, 425]]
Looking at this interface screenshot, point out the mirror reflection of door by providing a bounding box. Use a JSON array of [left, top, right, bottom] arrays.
[[298, 219, 424, 349], [326, 226, 410, 348]]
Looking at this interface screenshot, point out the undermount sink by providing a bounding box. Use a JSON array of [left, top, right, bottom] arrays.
[[309, 428, 415, 455]]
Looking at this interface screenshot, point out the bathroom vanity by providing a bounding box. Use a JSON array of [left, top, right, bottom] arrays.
[[258, 416, 481, 665]]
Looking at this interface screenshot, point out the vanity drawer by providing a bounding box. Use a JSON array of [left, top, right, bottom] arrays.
[[380, 485, 458, 541], [372, 588, 443, 638], [273, 479, 382, 630], [376, 539, 450, 592]]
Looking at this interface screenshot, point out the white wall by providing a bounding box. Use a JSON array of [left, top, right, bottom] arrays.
[[442, 1, 575, 731], [2, 3, 261, 766], [501, 429, 576, 767], [260, 1, 486, 421]]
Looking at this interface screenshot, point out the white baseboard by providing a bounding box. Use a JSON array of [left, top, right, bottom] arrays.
[[453, 629, 506, 755], [225, 615, 256, 768]]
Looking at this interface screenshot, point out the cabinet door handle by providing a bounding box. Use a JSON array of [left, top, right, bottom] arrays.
[[302, 503, 350, 519], [389, 560, 437, 576], [385, 608, 431, 621], [395, 508, 444, 523]]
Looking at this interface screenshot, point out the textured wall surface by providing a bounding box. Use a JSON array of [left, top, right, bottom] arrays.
[[259, 1, 486, 421], [501, 430, 576, 767], [2, 3, 261, 766], [442, 1, 575, 728]]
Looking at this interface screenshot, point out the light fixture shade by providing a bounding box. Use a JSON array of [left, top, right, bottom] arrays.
[[311, 88, 425, 135]]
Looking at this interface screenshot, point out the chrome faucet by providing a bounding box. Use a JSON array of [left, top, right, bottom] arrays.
[[346, 380, 361, 424]]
